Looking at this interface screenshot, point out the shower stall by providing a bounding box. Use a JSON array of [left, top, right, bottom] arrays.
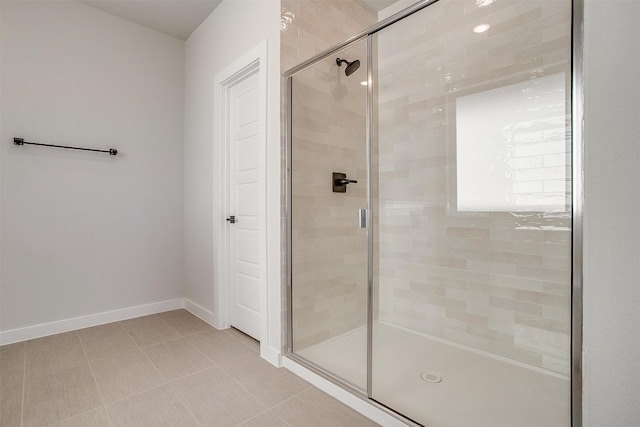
[[284, 0, 580, 425]]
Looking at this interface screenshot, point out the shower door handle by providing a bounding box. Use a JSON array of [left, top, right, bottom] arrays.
[[358, 209, 368, 229]]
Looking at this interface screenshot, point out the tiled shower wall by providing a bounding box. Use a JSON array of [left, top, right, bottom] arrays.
[[281, 0, 377, 350], [280, 0, 376, 71], [374, 0, 572, 375]]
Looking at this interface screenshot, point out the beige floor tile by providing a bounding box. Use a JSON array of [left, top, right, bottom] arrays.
[[106, 385, 198, 427], [120, 316, 181, 348], [170, 366, 267, 426], [0, 377, 23, 427], [23, 364, 102, 427], [185, 329, 254, 364], [52, 407, 112, 427], [218, 352, 277, 378], [273, 388, 379, 427], [76, 322, 122, 335], [142, 338, 212, 381], [227, 327, 260, 352], [90, 350, 164, 403], [240, 410, 291, 427], [77, 323, 138, 361], [0, 346, 25, 386], [25, 332, 87, 379], [156, 309, 184, 317], [219, 354, 310, 407], [158, 310, 212, 337], [4, 315, 382, 427]]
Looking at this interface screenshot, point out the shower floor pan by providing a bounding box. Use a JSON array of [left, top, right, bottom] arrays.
[[297, 322, 570, 427]]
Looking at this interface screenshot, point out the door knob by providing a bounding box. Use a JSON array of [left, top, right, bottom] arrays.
[[226, 215, 236, 224]]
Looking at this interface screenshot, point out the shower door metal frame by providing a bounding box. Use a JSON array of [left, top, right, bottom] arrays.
[[571, 0, 585, 424], [283, 0, 585, 424]]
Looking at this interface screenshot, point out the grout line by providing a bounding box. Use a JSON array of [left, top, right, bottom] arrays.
[[119, 318, 144, 352], [47, 406, 108, 427], [212, 364, 273, 414], [181, 334, 221, 367], [233, 409, 273, 427], [219, 350, 254, 365], [157, 310, 215, 339], [174, 327, 215, 340], [214, 352, 311, 415], [120, 321, 171, 385], [22, 331, 89, 381], [181, 332, 216, 362], [166, 382, 205, 427], [116, 314, 184, 426], [270, 409, 294, 427], [271, 384, 310, 410], [167, 364, 218, 386], [103, 383, 167, 407], [75, 330, 109, 427], [139, 350, 171, 384], [181, 329, 255, 367], [122, 313, 204, 426], [156, 315, 187, 336], [19, 341, 27, 427], [78, 332, 105, 405], [232, 408, 296, 427], [122, 314, 225, 389], [121, 315, 201, 350], [137, 336, 219, 385]]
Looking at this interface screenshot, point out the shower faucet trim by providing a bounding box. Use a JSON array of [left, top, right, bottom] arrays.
[[332, 172, 357, 193]]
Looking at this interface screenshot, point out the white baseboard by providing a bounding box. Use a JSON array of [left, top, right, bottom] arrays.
[[184, 298, 218, 328], [1, 297, 285, 373], [282, 357, 410, 427], [260, 345, 282, 367], [0, 298, 185, 345]]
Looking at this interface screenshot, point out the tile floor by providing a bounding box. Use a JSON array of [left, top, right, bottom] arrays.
[[0, 310, 379, 427]]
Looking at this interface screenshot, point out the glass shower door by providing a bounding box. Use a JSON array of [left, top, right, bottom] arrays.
[[371, 0, 573, 425], [289, 40, 369, 391]]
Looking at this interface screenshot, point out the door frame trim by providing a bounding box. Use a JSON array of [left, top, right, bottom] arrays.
[[214, 40, 269, 355]]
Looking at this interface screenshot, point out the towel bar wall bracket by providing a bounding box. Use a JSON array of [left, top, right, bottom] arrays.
[[13, 137, 118, 156]]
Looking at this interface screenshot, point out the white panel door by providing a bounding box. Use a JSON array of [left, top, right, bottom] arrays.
[[227, 71, 261, 340]]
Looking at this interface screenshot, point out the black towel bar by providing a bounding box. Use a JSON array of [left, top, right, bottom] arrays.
[[13, 137, 117, 155]]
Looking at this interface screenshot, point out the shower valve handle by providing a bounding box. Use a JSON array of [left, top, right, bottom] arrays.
[[332, 172, 357, 193], [336, 178, 358, 186]]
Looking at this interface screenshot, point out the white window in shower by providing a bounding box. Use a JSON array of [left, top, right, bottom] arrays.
[[455, 73, 568, 212]]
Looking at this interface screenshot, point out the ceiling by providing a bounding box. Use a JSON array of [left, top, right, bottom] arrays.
[[79, 0, 399, 42], [79, 0, 222, 41]]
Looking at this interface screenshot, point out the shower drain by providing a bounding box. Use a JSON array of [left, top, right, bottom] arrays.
[[420, 371, 443, 383]]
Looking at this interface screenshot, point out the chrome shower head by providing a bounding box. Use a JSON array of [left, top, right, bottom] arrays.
[[336, 58, 361, 76]]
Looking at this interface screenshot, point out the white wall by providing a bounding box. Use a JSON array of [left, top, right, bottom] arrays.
[[0, 1, 185, 334], [184, 0, 281, 359], [583, 0, 640, 425]]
